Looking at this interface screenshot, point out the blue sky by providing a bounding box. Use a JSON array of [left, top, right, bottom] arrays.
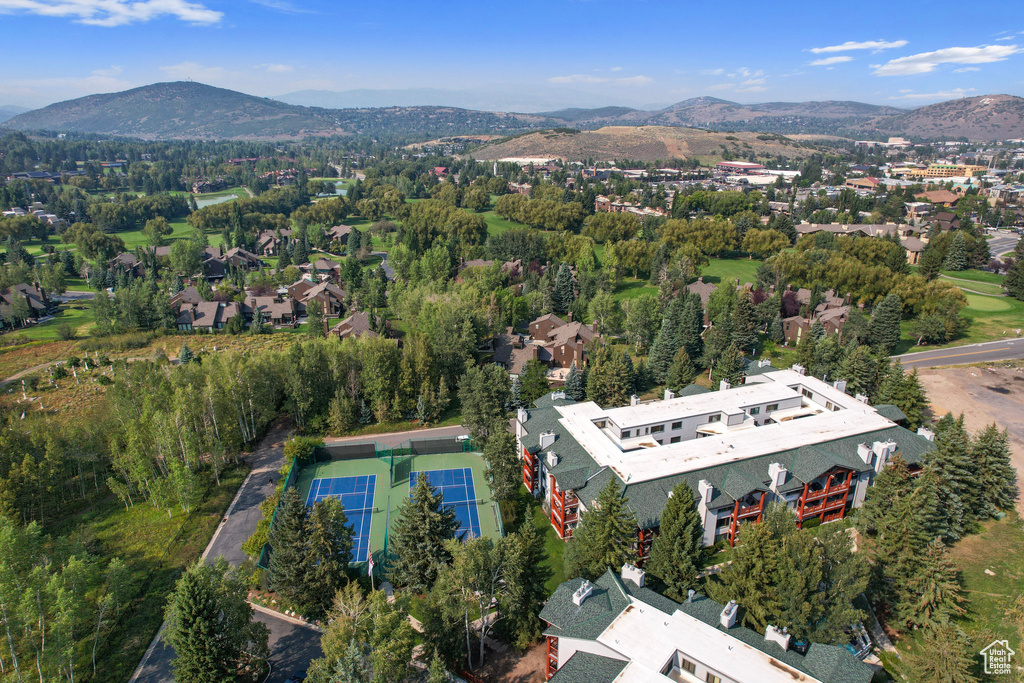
[[2, 0, 1024, 110]]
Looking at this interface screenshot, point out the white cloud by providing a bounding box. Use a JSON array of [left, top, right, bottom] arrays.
[[260, 64, 293, 74], [248, 0, 311, 13], [701, 68, 725, 76], [159, 61, 237, 83], [873, 44, 1022, 75], [954, 66, 981, 73], [889, 88, 976, 100], [0, 0, 221, 26], [610, 66, 622, 72], [92, 65, 123, 77], [614, 75, 652, 86], [810, 40, 907, 54], [810, 56, 853, 66]]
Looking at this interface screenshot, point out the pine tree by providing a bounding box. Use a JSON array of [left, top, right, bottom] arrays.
[[903, 624, 979, 683], [732, 293, 759, 352], [564, 362, 585, 401], [905, 538, 967, 628], [293, 238, 309, 266], [165, 559, 269, 683], [868, 293, 902, 353], [278, 244, 292, 270], [769, 313, 784, 344], [268, 488, 309, 604], [498, 522, 552, 651], [923, 414, 976, 542], [508, 375, 524, 410], [886, 242, 910, 274], [666, 347, 697, 391], [563, 478, 637, 581], [970, 424, 1018, 517], [358, 399, 373, 424], [680, 291, 705, 360], [710, 343, 743, 388], [387, 473, 459, 592], [172, 275, 184, 293], [307, 299, 325, 338], [1006, 253, 1024, 301], [647, 294, 685, 382], [942, 231, 967, 271], [586, 345, 634, 407], [482, 431, 520, 503], [553, 263, 576, 313], [178, 343, 194, 364], [646, 482, 703, 600], [840, 345, 877, 398], [519, 360, 550, 405], [301, 497, 353, 620]]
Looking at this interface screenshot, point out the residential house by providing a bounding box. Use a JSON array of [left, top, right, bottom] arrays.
[[328, 311, 379, 340], [541, 565, 873, 683], [325, 225, 353, 246], [246, 296, 298, 327], [176, 301, 243, 332], [915, 189, 960, 207], [0, 284, 53, 328], [300, 281, 346, 316]]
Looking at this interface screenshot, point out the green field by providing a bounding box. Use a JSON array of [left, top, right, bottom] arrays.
[[292, 450, 501, 571], [614, 279, 658, 301], [940, 268, 1006, 286], [900, 293, 1024, 352], [701, 258, 761, 285], [5, 303, 96, 342]]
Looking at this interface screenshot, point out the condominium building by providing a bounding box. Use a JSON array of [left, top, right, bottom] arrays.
[[516, 364, 934, 560], [540, 564, 874, 683]]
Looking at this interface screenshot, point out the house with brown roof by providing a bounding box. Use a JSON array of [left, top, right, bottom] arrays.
[[328, 311, 379, 340], [325, 225, 353, 245], [246, 296, 298, 327], [169, 286, 203, 308], [0, 284, 53, 328], [915, 189, 960, 207], [300, 281, 346, 316], [109, 252, 144, 277], [901, 236, 926, 264], [222, 247, 265, 271], [176, 301, 243, 332]]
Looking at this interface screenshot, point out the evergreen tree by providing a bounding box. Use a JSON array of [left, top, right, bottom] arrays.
[[553, 263, 576, 313], [970, 424, 1018, 516], [564, 362, 586, 401], [387, 473, 459, 592], [840, 345, 877, 398], [294, 238, 309, 266], [481, 431, 520, 503], [165, 559, 270, 683], [179, 343, 194, 364], [646, 482, 703, 600], [302, 497, 353, 620], [172, 275, 184, 293], [924, 413, 978, 541], [942, 231, 967, 271], [732, 293, 759, 352], [519, 359, 551, 405], [905, 538, 967, 628], [666, 347, 697, 391], [679, 291, 705, 360], [278, 244, 292, 270], [868, 293, 902, 353], [507, 375, 524, 410], [307, 299, 326, 338], [647, 294, 685, 383], [886, 242, 910, 274], [498, 522, 552, 651], [268, 488, 309, 604], [458, 364, 511, 442], [358, 399, 373, 425], [876, 361, 927, 430], [1005, 253, 1024, 300], [769, 313, 784, 344], [710, 344, 743, 388], [903, 624, 979, 683], [586, 345, 635, 407], [563, 478, 637, 581]]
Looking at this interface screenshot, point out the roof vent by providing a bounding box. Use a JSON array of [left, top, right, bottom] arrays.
[[630, 394, 640, 406], [545, 451, 559, 469], [758, 358, 772, 368], [855, 393, 869, 404], [664, 389, 676, 401], [834, 379, 847, 394], [719, 380, 731, 392], [539, 430, 556, 449], [572, 580, 593, 606], [551, 390, 566, 401], [687, 589, 696, 603], [720, 600, 739, 629], [917, 427, 935, 442], [791, 364, 806, 376], [621, 563, 645, 588], [765, 624, 791, 651]]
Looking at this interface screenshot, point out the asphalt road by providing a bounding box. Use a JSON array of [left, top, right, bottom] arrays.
[[988, 231, 1020, 259], [130, 423, 466, 683], [894, 337, 1024, 371]]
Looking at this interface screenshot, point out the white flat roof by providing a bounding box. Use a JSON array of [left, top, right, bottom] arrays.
[[555, 370, 893, 484], [602, 381, 798, 429], [599, 596, 826, 683]]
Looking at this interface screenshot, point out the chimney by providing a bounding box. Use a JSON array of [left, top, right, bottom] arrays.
[[758, 358, 772, 368], [621, 564, 645, 587], [687, 589, 696, 603], [917, 427, 935, 442], [764, 625, 791, 651], [572, 580, 593, 606], [857, 443, 873, 465], [545, 451, 559, 469], [517, 407, 529, 424], [630, 394, 640, 406], [791, 364, 805, 376], [720, 600, 739, 629], [855, 393, 869, 404], [719, 380, 731, 392], [768, 462, 787, 492], [698, 480, 714, 503], [323, 316, 329, 337], [834, 379, 847, 394], [872, 440, 897, 473], [551, 390, 566, 401], [567, 311, 573, 322], [664, 389, 676, 401], [539, 431, 556, 449]]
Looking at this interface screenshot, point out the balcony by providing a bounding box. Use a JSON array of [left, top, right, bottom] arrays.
[[736, 503, 762, 518], [802, 495, 848, 517], [802, 482, 849, 503]]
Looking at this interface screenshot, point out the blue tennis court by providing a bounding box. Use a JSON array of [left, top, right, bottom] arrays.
[[409, 467, 481, 539], [306, 474, 376, 562]]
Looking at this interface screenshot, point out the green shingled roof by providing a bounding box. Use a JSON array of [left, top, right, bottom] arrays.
[[539, 573, 630, 641], [874, 404, 907, 423], [676, 383, 713, 396], [803, 643, 875, 683], [549, 652, 628, 683]]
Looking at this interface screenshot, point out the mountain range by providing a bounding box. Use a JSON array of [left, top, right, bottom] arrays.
[[4, 82, 1024, 143], [0, 105, 30, 125]]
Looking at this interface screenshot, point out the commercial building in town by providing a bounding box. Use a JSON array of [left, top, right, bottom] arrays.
[[516, 364, 933, 559], [540, 564, 873, 682]]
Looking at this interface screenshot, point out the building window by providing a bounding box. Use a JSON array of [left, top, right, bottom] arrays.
[[767, 403, 779, 412], [681, 659, 696, 674], [802, 388, 813, 399], [671, 421, 682, 430], [708, 414, 721, 423], [651, 425, 664, 434], [670, 436, 681, 444], [826, 401, 834, 411], [706, 674, 721, 683], [749, 407, 760, 416], [621, 430, 631, 439], [656, 439, 663, 445]]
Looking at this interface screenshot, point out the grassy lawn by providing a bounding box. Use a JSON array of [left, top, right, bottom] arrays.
[[899, 293, 1024, 352], [481, 211, 520, 237], [939, 277, 1005, 296], [701, 258, 761, 286], [5, 303, 96, 343], [939, 268, 1005, 286], [614, 279, 658, 301], [48, 465, 248, 682]]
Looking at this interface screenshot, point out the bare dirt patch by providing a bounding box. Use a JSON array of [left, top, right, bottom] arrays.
[[916, 363, 1024, 513], [472, 641, 546, 683]]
